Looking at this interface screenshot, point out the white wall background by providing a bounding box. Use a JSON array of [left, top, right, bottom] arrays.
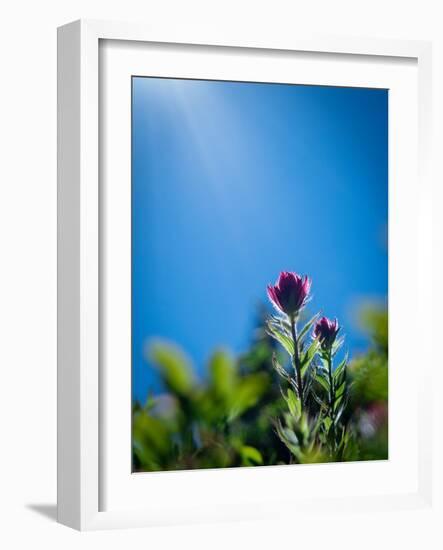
[[0, 1, 441, 548]]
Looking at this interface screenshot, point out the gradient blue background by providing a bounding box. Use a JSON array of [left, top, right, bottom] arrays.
[[132, 77, 388, 404]]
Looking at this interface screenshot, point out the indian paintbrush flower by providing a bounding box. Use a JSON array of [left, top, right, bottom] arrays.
[[266, 273, 353, 462], [313, 316, 340, 350], [267, 271, 312, 318]]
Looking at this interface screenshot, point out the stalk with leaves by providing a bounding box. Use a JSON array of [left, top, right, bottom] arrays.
[[313, 317, 349, 457], [266, 271, 352, 463]]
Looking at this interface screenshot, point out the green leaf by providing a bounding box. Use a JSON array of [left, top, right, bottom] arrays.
[[335, 404, 346, 424], [228, 373, 269, 420], [311, 413, 324, 438], [335, 381, 347, 400], [149, 341, 195, 396], [323, 416, 333, 432], [275, 419, 301, 454], [332, 336, 345, 356], [314, 371, 330, 393], [301, 339, 320, 368], [266, 321, 294, 356], [132, 412, 174, 469], [333, 355, 348, 382], [333, 394, 344, 412], [209, 349, 236, 398], [298, 313, 320, 343], [272, 353, 291, 381], [240, 446, 263, 466], [284, 388, 301, 418], [270, 315, 291, 332]]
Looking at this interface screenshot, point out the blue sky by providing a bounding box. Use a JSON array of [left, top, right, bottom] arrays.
[[132, 77, 388, 403]]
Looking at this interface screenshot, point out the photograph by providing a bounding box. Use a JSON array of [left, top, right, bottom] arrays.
[[1, 0, 436, 542], [131, 76, 389, 472]]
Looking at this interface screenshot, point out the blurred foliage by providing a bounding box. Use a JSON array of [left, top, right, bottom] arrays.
[[133, 305, 388, 471], [348, 306, 388, 460]]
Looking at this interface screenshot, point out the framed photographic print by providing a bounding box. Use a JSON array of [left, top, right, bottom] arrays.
[[57, 20, 434, 530]]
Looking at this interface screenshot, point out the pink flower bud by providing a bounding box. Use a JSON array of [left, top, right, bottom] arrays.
[[267, 271, 311, 317], [313, 316, 340, 349]]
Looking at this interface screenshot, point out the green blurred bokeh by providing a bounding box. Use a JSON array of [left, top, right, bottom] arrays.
[[133, 306, 388, 471]]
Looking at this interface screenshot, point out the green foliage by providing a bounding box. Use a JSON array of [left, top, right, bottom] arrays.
[[350, 352, 388, 405], [275, 407, 328, 464], [209, 350, 236, 399], [133, 325, 288, 471], [239, 445, 263, 466], [133, 305, 389, 471], [149, 342, 195, 397], [132, 413, 175, 471], [266, 317, 294, 356], [359, 306, 388, 355], [268, 304, 388, 463], [347, 305, 388, 460]]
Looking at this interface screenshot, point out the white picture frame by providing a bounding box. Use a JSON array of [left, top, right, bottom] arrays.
[[57, 19, 433, 531]]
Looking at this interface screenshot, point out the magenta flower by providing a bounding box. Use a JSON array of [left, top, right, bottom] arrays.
[[313, 316, 340, 349], [267, 271, 312, 317]]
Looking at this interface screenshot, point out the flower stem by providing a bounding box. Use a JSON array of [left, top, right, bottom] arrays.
[[290, 315, 304, 412], [327, 350, 334, 416], [327, 349, 337, 453]]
